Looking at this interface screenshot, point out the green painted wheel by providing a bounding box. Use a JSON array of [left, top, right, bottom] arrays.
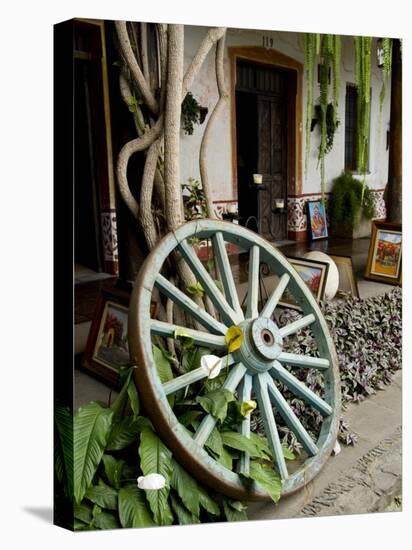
[[128, 219, 341, 501]]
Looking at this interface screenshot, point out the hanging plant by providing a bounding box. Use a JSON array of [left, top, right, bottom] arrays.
[[304, 34, 341, 201], [311, 103, 340, 154], [181, 92, 208, 135], [379, 37, 393, 114], [354, 36, 372, 179], [304, 33, 317, 175]]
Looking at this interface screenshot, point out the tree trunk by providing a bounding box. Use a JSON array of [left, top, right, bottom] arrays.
[[164, 25, 184, 231], [386, 38, 402, 224], [199, 35, 228, 218]]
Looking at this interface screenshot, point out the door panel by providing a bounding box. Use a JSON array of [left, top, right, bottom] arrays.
[[257, 94, 288, 241]]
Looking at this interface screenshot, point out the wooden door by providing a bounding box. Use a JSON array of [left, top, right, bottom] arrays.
[[257, 94, 288, 241]]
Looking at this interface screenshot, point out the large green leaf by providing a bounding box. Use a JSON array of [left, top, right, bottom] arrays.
[[197, 486, 220, 516], [222, 500, 248, 522], [170, 493, 200, 525], [249, 432, 272, 459], [110, 367, 134, 418], [118, 485, 155, 528], [220, 431, 262, 457], [54, 406, 74, 497], [85, 481, 118, 510], [73, 402, 113, 504], [170, 460, 200, 517], [205, 427, 224, 458], [138, 428, 173, 525], [196, 388, 235, 424], [93, 510, 120, 530], [102, 455, 125, 490], [153, 345, 174, 383], [249, 462, 282, 503], [248, 433, 295, 460], [178, 409, 203, 430], [106, 416, 142, 451], [91, 504, 120, 530], [181, 346, 209, 373], [74, 502, 93, 524], [127, 380, 140, 417], [217, 446, 234, 470]]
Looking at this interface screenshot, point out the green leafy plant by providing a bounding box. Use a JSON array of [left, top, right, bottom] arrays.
[[181, 92, 208, 135], [304, 34, 342, 199], [329, 171, 374, 232], [274, 288, 402, 451], [311, 102, 340, 155], [55, 361, 252, 530], [182, 177, 207, 221], [354, 36, 372, 176]]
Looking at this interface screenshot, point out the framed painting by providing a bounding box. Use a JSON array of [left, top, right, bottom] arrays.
[[82, 286, 133, 385], [307, 200, 328, 240], [329, 254, 360, 298], [365, 221, 402, 285], [279, 256, 330, 310]]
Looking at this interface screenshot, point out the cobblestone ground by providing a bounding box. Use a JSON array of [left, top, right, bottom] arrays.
[[299, 427, 402, 517]]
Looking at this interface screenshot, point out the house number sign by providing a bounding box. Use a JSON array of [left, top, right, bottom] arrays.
[[262, 36, 274, 48]]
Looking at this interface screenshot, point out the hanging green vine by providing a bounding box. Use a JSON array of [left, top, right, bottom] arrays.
[[304, 33, 317, 176], [332, 35, 341, 126], [379, 37, 393, 114], [354, 36, 372, 177], [304, 33, 341, 201]]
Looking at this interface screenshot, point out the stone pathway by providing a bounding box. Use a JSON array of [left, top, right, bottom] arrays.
[[249, 370, 402, 520]]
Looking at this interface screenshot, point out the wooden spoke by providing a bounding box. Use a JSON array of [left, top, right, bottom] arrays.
[[193, 362, 247, 448], [163, 366, 211, 396], [237, 374, 253, 475], [246, 245, 260, 319], [212, 232, 244, 321], [155, 274, 227, 335], [151, 320, 226, 350], [277, 351, 330, 370], [178, 239, 239, 326], [279, 313, 316, 338], [264, 373, 318, 456], [254, 373, 288, 480], [260, 273, 290, 318], [271, 362, 333, 417]]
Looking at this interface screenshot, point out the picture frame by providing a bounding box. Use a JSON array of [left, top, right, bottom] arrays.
[[364, 221, 402, 285], [279, 256, 330, 310], [82, 285, 133, 386], [329, 254, 360, 298], [307, 200, 328, 240]]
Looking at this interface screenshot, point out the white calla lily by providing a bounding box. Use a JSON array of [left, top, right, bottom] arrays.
[[137, 473, 166, 490], [201, 354, 223, 379]]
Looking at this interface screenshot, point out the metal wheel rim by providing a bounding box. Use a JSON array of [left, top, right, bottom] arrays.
[[128, 219, 341, 501]]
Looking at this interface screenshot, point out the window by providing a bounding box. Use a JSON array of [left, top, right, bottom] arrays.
[[344, 84, 370, 172], [344, 84, 358, 171]]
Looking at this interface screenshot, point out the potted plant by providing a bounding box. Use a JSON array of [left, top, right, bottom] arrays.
[[329, 172, 375, 238]]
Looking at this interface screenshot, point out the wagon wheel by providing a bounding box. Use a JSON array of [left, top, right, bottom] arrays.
[[128, 219, 340, 501]]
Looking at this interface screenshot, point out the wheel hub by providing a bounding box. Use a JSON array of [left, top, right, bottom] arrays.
[[235, 317, 283, 375]]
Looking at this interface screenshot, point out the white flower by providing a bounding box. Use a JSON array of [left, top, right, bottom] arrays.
[[137, 473, 166, 490], [332, 440, 341, 456], [201, 355, 223, 379]]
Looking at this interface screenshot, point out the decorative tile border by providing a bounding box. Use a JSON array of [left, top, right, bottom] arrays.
[[287, 189, 386, 234], [287, 195, 330, 233], [212, 200, 238, 220], [370, 189, 386, 220]]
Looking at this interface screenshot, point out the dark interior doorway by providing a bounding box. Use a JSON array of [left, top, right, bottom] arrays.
[[235, 60, 294, 241]]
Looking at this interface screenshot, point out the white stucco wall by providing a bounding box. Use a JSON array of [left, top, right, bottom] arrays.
[[181, 26, 391, 202]]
